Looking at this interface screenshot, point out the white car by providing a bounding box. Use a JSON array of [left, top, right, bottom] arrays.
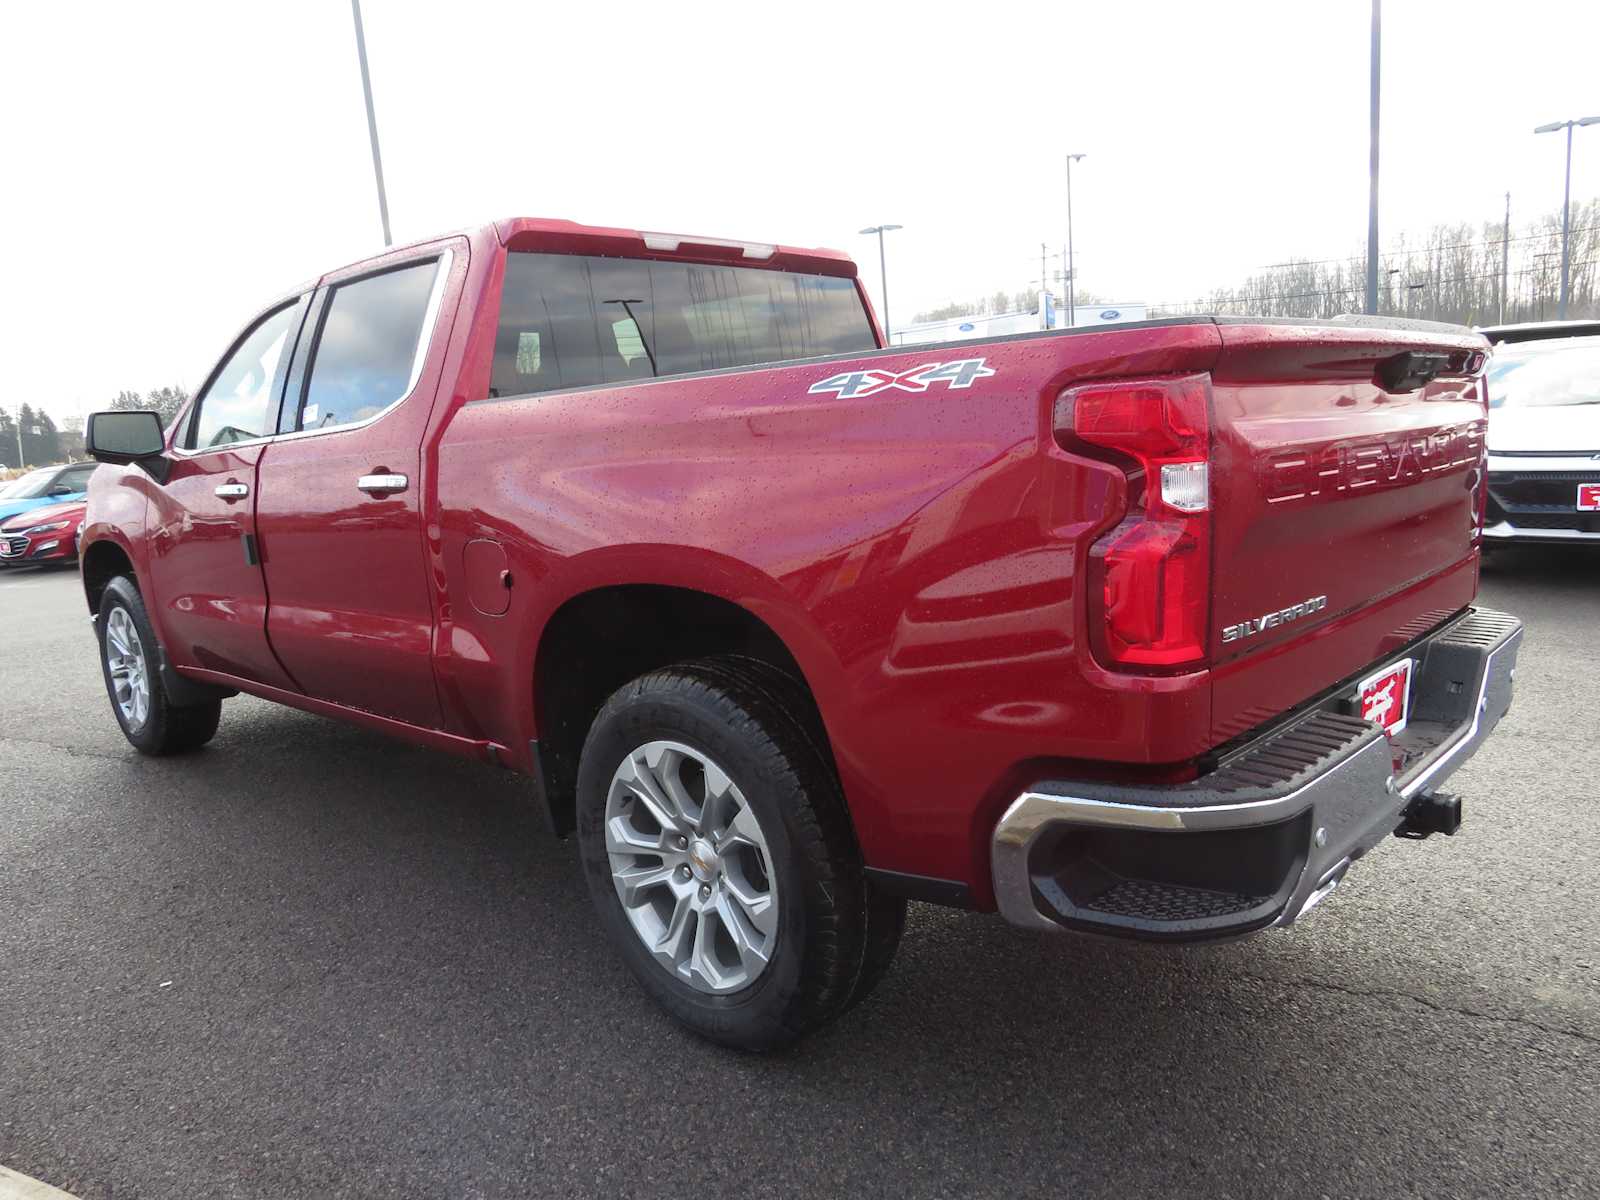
[[1479, 321, 1600, 546]]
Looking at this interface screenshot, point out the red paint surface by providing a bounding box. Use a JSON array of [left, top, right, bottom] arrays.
[[83, 219, 1492, 908]]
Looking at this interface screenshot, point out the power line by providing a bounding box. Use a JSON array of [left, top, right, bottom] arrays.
[[1144, 259, 1597, 310]]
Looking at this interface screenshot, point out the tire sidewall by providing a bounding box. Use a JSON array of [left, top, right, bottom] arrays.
[[97, 575, 165, 752], [576, 686, 813, 1048]]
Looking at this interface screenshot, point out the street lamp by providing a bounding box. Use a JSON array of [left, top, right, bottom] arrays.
[[1065, 153, 1085, 327], [350, 0, 392, 247], [1534, 115, 1600, 320], [859, 224, 903, 343]]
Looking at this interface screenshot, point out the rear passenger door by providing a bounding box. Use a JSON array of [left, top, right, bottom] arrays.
[[253, 242, 460, 728]]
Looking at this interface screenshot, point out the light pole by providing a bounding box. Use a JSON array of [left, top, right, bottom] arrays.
[[1534, 115, 1600, 320], [1065, 153, 1085, 327], [350, 0, 393, 247], [1364, 0, 1381, 315], [859, 225, 903, 343]]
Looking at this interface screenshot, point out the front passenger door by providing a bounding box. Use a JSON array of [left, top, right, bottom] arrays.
[[145, 296, 307, 691]]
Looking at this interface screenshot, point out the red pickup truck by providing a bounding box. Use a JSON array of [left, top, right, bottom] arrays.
[[81, 218, 1522, 1049]]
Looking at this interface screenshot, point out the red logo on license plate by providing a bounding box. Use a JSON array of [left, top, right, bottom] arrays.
[[1578, 483, 1600, 511], [1358, 659, 1413, 736]]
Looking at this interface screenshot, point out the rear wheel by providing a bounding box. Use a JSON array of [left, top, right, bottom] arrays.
[[97, 575, 222, 755], [576, 656, 904, 1050]]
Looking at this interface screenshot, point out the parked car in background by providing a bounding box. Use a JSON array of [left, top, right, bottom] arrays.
[[0, 461, 97, 525], [1478, 321, 1600, 546], [0, 497, 86, 568]]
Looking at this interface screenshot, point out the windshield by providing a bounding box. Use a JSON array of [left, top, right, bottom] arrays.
[[2, 467, 61, 499], [1487, 336, 1600, 409]]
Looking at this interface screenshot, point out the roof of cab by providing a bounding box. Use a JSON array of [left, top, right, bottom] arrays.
[[491, 217, 858, 278]]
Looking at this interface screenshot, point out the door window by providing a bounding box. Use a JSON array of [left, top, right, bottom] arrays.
[[187, 302, 301, 450], [296, 260, 440, 432], [53, 464, 97, 493]]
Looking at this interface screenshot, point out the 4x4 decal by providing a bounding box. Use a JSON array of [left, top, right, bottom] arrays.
[[807, 357, 996, 399]]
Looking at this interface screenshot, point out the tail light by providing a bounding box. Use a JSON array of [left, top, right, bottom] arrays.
[[1056, 375, 1213, 670]]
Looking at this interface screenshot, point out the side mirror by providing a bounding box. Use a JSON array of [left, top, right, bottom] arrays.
[[47, 484, 74, 496], [86, 410, 166, 466]]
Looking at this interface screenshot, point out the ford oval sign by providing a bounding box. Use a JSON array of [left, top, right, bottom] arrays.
[[958, 322, 975, 332], [1100, 309, 1121, 320]]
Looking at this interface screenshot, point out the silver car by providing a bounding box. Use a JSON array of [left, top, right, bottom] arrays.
[[1479, 321, 1600, 546]]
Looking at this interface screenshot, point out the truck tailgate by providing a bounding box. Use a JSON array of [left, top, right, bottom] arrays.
[[1205, 321, 1489, 744]]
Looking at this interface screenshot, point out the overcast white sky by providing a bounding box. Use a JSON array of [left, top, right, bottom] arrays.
[[3, 0, 1597, 427]]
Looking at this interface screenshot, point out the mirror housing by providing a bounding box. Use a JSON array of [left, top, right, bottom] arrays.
[[86, 410, 167, 473], [47, 484, 74, 496]]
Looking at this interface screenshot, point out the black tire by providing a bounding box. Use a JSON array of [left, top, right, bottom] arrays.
[[96, 575, 222, 756], [576, 656, 905, 1051]]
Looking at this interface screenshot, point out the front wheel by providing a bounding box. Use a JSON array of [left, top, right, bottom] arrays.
[[576, 657, 903, 1050], [96, 575, 222, 755]]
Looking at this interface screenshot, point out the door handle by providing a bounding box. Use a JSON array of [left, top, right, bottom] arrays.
[[214, 482, 249, 500], [357, 473, 408, 495]]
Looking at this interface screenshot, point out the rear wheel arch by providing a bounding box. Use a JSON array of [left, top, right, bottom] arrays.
[[531, 584, 839, 838]]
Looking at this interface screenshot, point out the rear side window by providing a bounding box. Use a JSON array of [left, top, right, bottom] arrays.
[[490, 253, 875, 398], [298, 259, 439, 431], [54, 464, 96, 493], [188, 301, 301, 450]]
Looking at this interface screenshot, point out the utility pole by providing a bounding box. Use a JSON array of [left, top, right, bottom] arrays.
[[1364, 0, 1381, 315], [1065, 153, 1085, 327], [1536, 116, 1600, 320], [1500, 192, 1510, 324], [1041, 242, 1049, 322], [859, 225, 903, 342], [11, 407, 21, 469], [350, 0, 392, 247]]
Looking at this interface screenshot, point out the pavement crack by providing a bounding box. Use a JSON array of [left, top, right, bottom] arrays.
[[1238, 969, 1600, 1046], [0, 735, 128, 762]]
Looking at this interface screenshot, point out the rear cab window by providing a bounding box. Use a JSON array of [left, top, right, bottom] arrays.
[[489, 254, 876, 398]]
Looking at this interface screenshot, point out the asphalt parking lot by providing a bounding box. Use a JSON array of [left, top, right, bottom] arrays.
[[1, 552, 1597, 1200]]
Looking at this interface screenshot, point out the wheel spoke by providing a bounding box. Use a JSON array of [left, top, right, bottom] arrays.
[[714, 890, 771, 974], [696, 761, 734, 836], [689, 901, 729, 989], [614, 862, 676, 906], [618, 753, 683, 834], [654, 889, 695, 964], [722, 802, 765, 852], [605, 814, 668, 858], [723, 873, 777, 939], [654, 746, 704, 829]]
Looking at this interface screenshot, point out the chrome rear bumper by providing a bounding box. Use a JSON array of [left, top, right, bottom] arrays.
[[990, 608, 1522, 941]]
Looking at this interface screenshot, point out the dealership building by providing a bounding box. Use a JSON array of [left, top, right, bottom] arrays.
[[890, 293, 1148, 346]]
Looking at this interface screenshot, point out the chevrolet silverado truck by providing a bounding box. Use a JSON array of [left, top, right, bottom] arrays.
[[80, 218, 1522, 1049]]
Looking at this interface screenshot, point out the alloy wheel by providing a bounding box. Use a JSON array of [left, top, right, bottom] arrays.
[[604, 740, 779, 994], [105, 606, 150, 731]]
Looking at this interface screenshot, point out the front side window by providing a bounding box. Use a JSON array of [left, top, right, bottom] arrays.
[[490, 253, 876, 398], [52, 464, 96, 493], [188, 302, 300, 450], [297, 260, 439, 432]]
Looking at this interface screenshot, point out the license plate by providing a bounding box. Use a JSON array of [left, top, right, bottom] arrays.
[[1578, 483, 1600, 511], [1357, 659, 1413, 736]]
